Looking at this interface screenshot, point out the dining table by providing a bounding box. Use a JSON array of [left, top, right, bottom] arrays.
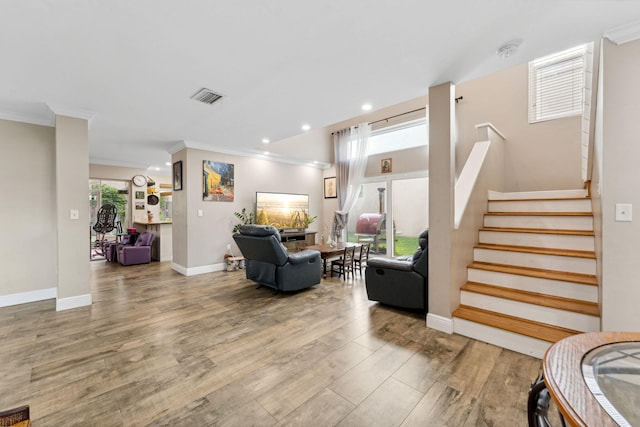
[[304, 242, 360, 277]]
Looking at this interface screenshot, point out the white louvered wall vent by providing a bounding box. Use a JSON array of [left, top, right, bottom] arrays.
[[191, 88, 223, 105]]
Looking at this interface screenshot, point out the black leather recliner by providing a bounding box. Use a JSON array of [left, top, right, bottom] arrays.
[[365, 229, 428, 311], [233, 224, 322, 292]]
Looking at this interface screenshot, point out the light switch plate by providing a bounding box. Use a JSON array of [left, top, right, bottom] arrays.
[[70, 209, 80, 220], [197, 209, 203, 217], [615, 203, 632, 222]]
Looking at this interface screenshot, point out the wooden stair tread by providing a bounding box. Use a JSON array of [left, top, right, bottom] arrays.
[[453, 305, 581, 343], [479, 227, 594, 237], [468, 261, 598, 286], [475, 243, 596, 259], [489, 197, 590, 202], [462, 281, 600, 316], [485, 211, 593, 217]]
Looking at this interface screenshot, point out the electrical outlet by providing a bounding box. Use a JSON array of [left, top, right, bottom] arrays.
[[227, 244, 231, 251]]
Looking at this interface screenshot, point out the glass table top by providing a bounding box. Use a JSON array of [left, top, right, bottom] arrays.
[[582, 342, 640, 427]]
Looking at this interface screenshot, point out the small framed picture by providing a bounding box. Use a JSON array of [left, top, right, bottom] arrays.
[[135, 201, 145, 210], [173, 161, 183, 191], [381, 158, 392, 174], [135, 191, 145, 199], [324, 177, 337, 199]]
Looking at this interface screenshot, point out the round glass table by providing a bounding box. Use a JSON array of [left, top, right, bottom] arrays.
[[543, 331, 640, 426], [582, 342, 640, 426]]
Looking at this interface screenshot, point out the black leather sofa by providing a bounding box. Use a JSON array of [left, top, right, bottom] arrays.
[[365, 229, 428, 311], [233, 224, 322, 292]]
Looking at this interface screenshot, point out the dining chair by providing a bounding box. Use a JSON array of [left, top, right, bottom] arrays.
[[354, 243, 370, 275], [331, 246, 356, 279]]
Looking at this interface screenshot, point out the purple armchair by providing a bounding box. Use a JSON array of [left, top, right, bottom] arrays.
[[118, 232, 155, 265]]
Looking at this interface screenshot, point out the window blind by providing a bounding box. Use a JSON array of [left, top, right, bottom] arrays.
[[528, 44, 588, 123]]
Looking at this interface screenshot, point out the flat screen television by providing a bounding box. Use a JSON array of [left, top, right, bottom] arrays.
[[255, 192, 310, 231]]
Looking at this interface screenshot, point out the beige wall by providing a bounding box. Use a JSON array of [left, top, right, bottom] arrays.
[[55, 115, 91, 305], [428, 82, 456, 319], [173, 149, 323, 272], [600, 38, 640, 331], [456, 63, 583, 192], [0, 119, 57, 297]]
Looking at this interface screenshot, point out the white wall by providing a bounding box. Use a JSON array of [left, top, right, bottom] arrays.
[[0, 119, 57, 298], [600, 38, 640, 331]]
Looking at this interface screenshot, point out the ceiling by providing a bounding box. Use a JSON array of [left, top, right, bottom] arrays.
[[1, 1, 638, 174]]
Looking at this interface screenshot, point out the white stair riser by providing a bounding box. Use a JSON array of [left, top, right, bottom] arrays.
[[467, 268, 598, 302], [460, 292, 600, 332], [474, 248, 596, 275], [479, 230, 594, 251], [488, 199, 591, 213], [488, 189, 588, 200], [484, 215, 593, 230], [453, 318, 550, 359]]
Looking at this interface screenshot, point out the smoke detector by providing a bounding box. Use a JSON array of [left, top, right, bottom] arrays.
[[496, 40, 521, 59], [191, 88, 223, 105]]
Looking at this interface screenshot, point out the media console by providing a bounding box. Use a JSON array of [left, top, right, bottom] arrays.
[[280, 231, 317, 251]]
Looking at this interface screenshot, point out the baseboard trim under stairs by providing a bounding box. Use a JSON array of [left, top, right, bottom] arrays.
[[452, 189, 600, 359]]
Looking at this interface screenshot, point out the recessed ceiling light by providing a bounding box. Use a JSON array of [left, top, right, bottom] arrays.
[[165, 162, 171, 166], [154, 167, 160, 171], [264, 151, 270, 155], [362, 103, 372, 111], [302, 124, 311, 131], [262, 138, 270, 144]]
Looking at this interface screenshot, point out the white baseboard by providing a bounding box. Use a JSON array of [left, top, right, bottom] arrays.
[[56, 293, 92, 311], [172, 262, 226, 276], [427, 313, 454, 334], [0, 287, 57, 308]]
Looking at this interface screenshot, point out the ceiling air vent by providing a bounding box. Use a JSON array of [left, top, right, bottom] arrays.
[[191, 88, 223, 105]]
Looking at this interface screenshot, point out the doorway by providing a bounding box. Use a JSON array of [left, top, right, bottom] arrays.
[[89, 179, 129, 260], [348, 176, 428, 257]]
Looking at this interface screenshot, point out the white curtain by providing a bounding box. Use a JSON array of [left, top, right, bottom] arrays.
[[331, 122, 370, 241]]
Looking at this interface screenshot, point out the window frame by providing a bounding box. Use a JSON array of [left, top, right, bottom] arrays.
[[528, 44, 588, 124]]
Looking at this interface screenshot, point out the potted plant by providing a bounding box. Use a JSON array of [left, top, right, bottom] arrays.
[[232, 208, 255, 233]]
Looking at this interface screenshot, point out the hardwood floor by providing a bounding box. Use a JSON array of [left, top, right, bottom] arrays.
[[0, 261, 544, 426]]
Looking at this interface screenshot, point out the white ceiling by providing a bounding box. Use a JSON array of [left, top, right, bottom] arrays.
[[1, 1, 638, 173]]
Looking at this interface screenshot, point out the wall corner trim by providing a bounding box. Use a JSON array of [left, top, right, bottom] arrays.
[[56, 293, 92, 311], [426, 313, 454, 334]]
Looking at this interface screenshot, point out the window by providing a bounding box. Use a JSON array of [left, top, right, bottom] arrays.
[[528, 44, 589, 123], [367, 118, 428, 155]]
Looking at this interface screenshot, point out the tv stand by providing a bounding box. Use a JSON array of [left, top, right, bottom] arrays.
[[280, 231, 317, 251]]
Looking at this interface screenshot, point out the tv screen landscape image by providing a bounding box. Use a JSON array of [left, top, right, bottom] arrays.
[[255, 192, 311, 231]]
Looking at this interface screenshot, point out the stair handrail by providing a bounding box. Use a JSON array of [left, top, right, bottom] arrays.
[[454, 123, 506, 229]]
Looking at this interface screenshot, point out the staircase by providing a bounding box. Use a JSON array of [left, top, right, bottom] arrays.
[[452, 189, 600, 358]]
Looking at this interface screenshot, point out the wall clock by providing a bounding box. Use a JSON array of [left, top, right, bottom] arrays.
[[132, 175, 146, 187]]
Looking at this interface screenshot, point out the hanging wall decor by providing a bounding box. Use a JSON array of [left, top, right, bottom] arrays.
[[173, 161, 183, 191], [203, 160, 234, 202]]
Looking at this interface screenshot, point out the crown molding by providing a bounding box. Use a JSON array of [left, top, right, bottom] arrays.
[[46, 103, 96, 127], [0, 110, 54, 127], [168, 139, 330, 169], [604, 20, 640, 45]]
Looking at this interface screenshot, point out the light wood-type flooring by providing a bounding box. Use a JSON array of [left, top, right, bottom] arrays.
[[0, 261, 547, 426]]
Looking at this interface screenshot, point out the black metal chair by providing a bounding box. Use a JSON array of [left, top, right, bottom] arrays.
[[92, 204, 117, 256], [527, 372, 566, 427]]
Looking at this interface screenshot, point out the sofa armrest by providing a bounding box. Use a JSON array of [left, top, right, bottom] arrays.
[[288, 249, 321, 265], [367, 257, 413, 272]]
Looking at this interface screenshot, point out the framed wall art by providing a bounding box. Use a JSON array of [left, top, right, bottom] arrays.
[[203, 160, 235, 202], [381, 158, 392, 174], [324, 177, 337, 199], [173, 161, 183, 191]]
